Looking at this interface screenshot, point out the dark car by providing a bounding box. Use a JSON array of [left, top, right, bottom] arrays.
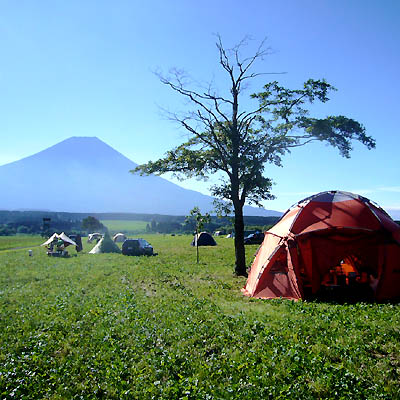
[[244, 232, 264, 245], [68, 234, 83, 252], [122, 238, 154, 256]]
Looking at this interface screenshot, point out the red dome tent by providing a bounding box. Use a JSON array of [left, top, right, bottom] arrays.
[[242, 191, 400, 301]]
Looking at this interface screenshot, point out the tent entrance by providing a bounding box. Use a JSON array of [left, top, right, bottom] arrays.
[[297, 232, 383, 302], [316, 256, 376, 302]]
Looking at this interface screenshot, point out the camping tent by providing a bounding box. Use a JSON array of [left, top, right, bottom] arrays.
[[242, 191, 400, 302], [191, 232, 217, 246], [113, 233, 127, 243], [88, 232, 102, 243], [89, 233, 120, 254], [89, 238, 103, 254], [41, 232, 77, 248]]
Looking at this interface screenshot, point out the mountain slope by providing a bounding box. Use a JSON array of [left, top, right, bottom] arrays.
[[0, 137, 281, 216]]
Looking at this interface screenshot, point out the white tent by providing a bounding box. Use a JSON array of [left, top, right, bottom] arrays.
[[113, 233, 126, 243], [41, 232, 77, 247], [88, 232, 102, 243], [89, 238, 104, 254]]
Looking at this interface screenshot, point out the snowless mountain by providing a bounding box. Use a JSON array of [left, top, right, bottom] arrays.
[[0, 137, 281, 216]]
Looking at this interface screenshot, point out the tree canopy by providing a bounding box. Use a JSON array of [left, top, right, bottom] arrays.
[[81, 216, 104, 233]]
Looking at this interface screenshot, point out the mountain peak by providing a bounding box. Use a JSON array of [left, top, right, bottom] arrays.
[[0, 137, 281, 216], [48, 136, 112, 150], [23, 136, 134, 166], [59, 136, 102, 144]]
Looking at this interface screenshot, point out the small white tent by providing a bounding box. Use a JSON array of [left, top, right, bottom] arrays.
[[113, 233, 127, 243], [88, 232, 102, 243], [89, 238, 104, 254]]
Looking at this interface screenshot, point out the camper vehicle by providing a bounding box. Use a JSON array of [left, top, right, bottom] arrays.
[[244, 232, 264, 245]]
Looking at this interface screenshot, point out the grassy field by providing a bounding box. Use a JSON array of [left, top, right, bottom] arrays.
[[100, 220, 149, 235], [0, 234, 44, 251], [0, 235, 399, 399]]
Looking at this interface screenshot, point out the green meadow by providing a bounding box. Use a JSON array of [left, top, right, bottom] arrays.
[[0, 235, 44, 251], [101, 220, 149, 235], [0, 235, 399, 399]]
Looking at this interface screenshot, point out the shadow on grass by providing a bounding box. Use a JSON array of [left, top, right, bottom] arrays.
[[304, 285, 400, 305]]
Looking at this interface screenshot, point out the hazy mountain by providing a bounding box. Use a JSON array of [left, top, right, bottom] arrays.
[[0, 137, 281, 216], [387, 208, 400, 220]]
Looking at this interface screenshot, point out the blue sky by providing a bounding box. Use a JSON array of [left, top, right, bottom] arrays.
[[1, 0, 399, 216]]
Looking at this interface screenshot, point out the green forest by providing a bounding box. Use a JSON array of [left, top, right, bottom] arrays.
[[0, 210, 280, 236]]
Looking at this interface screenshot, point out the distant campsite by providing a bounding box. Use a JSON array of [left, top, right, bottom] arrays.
[[0, 210, 279, 237]]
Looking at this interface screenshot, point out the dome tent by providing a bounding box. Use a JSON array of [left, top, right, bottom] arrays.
[[242, 191, 400, 302], [87, 233, 102, 243], [113, 233, 127, 243], [191, 232, 217, 246]]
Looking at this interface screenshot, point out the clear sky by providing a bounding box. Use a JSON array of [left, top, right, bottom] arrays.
[[1, 0, 399, 216]]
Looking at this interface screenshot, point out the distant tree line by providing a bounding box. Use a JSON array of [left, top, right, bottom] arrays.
[[0, 210, 280, 236], [0, 219, 82, 236], [145, 215, 279, 234]]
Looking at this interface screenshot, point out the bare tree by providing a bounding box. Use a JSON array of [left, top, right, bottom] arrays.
[[133, 36, 375, 276]]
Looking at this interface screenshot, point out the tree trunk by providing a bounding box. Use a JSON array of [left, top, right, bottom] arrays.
[[196, 228, 199, 264], [233, 201, 247, 276]]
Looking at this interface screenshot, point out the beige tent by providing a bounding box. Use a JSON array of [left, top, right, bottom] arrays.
[[89, 238, 104, 254], [113, 233, 127, 243], [41, 232, 77, 247]]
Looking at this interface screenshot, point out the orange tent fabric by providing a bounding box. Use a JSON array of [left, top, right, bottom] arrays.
[[242, 191, 400, 301]]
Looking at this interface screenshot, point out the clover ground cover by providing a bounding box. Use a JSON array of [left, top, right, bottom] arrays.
[[0, 235, 399, 399]]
